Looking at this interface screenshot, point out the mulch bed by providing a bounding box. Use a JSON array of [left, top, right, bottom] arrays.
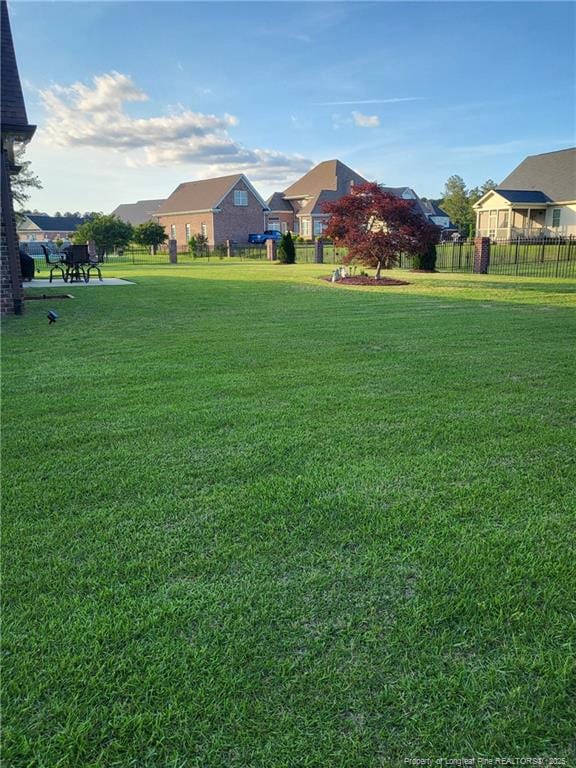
[[322, 276, 410, 286]]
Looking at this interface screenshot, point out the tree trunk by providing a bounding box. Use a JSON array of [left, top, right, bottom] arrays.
[[375, 260, 382, 280]]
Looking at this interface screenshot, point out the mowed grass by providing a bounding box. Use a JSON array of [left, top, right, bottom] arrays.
[[2, 263, 576, 767]]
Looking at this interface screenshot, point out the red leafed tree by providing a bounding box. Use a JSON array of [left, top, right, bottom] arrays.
[[323, 182, 439, 279]]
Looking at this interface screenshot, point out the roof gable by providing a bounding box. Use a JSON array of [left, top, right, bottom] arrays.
[[282, 159, 368, 199], [474, 189, 552, 208], [267, 192, 293, 212], [499, 148, 576, 202], [157, 174, 267, 215]]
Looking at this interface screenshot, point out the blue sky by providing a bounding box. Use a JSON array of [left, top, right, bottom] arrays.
[[9, 1, 576, 213]]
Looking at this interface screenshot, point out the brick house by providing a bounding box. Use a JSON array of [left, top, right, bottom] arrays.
[[1, 0, 36, 315], [266, 159, 368, 238], [266, 160, 433, 239], [155, 174, 268, 247]]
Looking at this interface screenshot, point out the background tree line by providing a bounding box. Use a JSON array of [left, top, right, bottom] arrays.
[[428, 175, 497, 237], [14, 143, 498, 243]]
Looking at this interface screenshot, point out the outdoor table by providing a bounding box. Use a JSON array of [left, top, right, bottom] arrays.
[[62, 245, 90, 282]]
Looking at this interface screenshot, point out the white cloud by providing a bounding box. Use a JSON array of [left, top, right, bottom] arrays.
[[37, 71, 312, 183], [352, 111, 380, 128]]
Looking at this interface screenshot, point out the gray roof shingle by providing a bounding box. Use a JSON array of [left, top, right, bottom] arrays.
[[266, 192, 293, 212], [494, 190, 551, 204], [420, 199, 450, 218], [22, 215, 87, 232], [112, 199, 165, 226], [1, 1, 33, 133], [499, 148, 576, 202]]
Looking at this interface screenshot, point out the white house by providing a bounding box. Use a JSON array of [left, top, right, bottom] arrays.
[[473, 148, 576, 239]]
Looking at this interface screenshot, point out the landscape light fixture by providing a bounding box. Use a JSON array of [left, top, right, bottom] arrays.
[[47, 310, 58, 324]]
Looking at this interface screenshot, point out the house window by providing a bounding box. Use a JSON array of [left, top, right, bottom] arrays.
[[313, 220, 325, 236], [552, 208, 561, 228], [234, 190, 248, 206], [185, 224, 191, 241], [301, 219, 311, 237], [170, 225, 176, 239], [201, 222, 207, 238]]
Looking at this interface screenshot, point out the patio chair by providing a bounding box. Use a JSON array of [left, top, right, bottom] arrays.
[[44, 245, 67, 283], [85, 241, 103, 282]]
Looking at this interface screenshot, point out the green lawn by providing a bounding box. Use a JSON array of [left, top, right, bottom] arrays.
[[2, 263, 576, 767]]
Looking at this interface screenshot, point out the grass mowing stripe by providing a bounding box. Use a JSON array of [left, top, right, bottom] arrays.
[[2, 264, 575, 766]]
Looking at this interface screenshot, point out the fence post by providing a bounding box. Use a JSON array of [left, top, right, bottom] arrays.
[[168, 239, 178, 264], [267, 239, 277, 261], [473, 237, 490, 274], [314, 238, 324, 264], [226, 239, 233, 259]]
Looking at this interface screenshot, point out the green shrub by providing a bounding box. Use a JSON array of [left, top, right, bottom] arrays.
[[189, 233, 209, 257], [277, 232, 296, 264], [413, 244, 437, 271]]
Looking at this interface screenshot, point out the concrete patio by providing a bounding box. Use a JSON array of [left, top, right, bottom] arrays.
[[24, 278, 135, 288]]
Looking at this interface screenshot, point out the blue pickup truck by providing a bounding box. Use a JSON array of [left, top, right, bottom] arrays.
[[248, 230, 282, 244]]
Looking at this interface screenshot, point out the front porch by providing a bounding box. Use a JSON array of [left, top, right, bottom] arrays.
[[476, 205, 548, 239]]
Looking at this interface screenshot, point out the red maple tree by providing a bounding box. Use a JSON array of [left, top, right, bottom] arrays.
[[323, 182, 439, 279]]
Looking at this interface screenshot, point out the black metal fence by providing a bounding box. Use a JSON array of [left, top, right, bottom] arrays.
[[31, 237, 575, 279], [399, 237, 575, 278], [90, 243, 347, 265], [230, 243, 345, 264], [434, 241, 476, 272], [487, 237, 575, 278]]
